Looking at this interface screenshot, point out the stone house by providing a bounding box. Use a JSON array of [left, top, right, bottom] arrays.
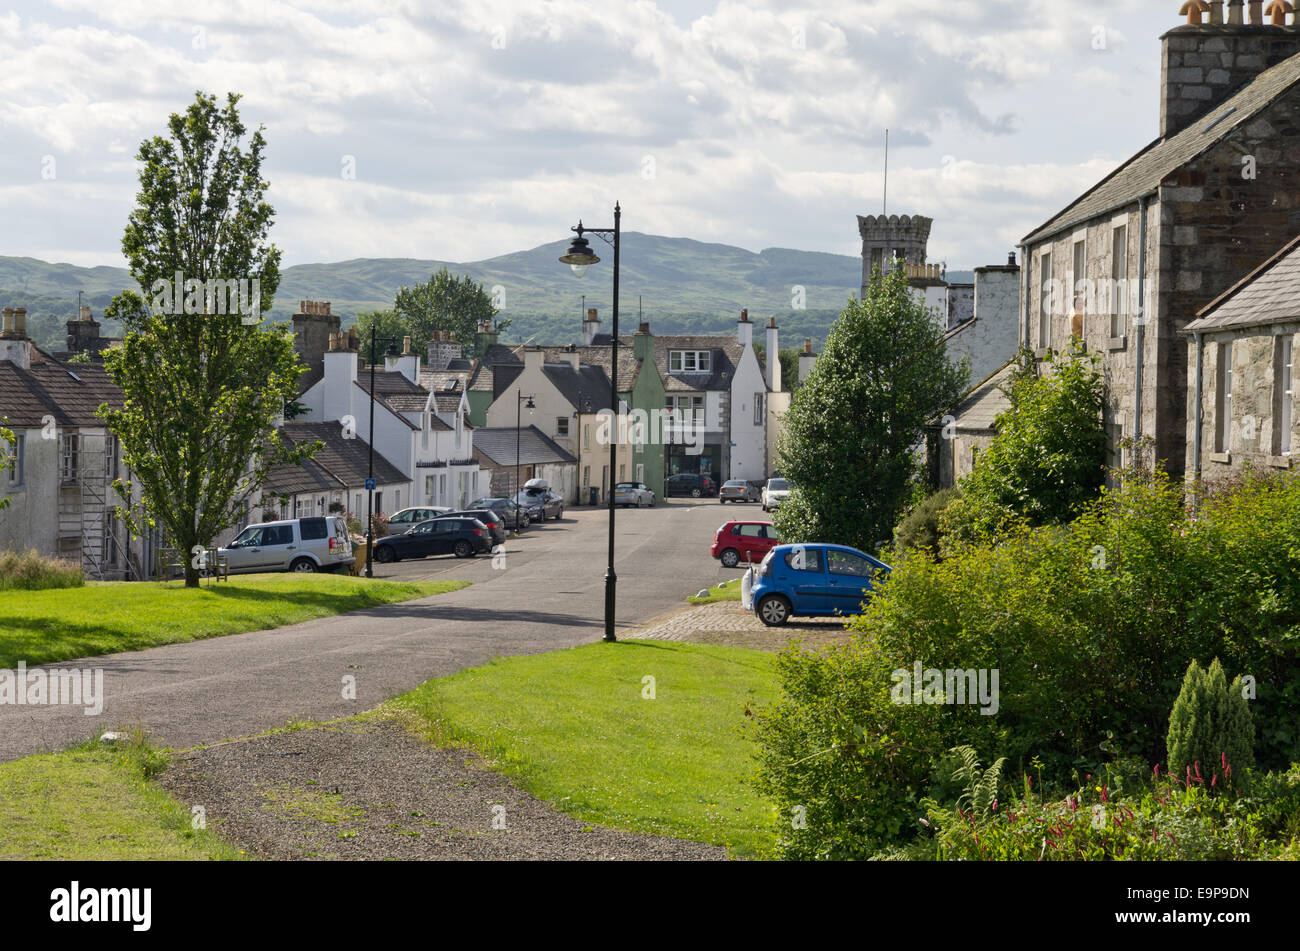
[[1182, 231, 1299, 485], [0, 305, 148, 578], [1016, 1, 1300, 481]]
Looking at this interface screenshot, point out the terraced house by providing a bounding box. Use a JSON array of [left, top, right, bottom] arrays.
[[1011, 1, 1300, 482]]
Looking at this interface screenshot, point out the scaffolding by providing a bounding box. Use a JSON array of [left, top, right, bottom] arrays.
[[55, 430, 131, 580]]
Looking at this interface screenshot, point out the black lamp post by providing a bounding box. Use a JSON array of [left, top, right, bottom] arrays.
[[364, 326, 403, 578], [515, 389, 535, 532], [560, 202, 620, 643]]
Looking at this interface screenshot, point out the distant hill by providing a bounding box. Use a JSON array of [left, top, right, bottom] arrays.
[[0, 234, 975, 353]]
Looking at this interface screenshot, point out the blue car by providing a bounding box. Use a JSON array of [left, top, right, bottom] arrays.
[[750, 543, 890, 627]]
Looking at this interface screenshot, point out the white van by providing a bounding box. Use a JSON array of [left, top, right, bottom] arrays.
[[218, 517, 354, 574]]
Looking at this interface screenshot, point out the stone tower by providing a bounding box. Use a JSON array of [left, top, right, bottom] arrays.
[[857, 213, 933, 297]]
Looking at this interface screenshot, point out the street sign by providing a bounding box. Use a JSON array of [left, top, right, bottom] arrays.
[[365, 478, 375, 491]]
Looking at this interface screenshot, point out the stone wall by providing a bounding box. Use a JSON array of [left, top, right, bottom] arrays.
[[1187, 324, 1298, 483]]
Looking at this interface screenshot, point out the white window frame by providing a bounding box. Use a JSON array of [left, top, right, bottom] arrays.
[[557, 416, 570, 437], [1277, 336, 1293, 456], [1111, 225, 1128, 338], [4, 433, 23, 487], [1216, 341, 1234, 454], [60, 433, 79, 484], [1039, 251, 1052, 348], [1072, 237, 1088, 317], [669, 350, 712, 372], [754, 392, 763, 426]]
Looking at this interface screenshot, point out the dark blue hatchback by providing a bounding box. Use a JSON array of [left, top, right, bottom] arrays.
[[750, 543, 890, 626]]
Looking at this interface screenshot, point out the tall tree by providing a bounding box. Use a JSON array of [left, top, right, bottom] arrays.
[[99, 91, 311, 587], [772, 264, 968, 554], [354, 309, 408, 364], [393, 267, 503, 358]]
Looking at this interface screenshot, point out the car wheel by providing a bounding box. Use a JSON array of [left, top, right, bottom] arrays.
[[374, 546, 396, 563], [454, 540, 473, 558], [691, 488, 701, 498], [758, 595, 791, 627], [720, 548, 741, 568], [290, 557, 316, 573]]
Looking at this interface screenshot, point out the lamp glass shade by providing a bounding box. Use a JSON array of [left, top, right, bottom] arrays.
[[569, 263, 589, 278]]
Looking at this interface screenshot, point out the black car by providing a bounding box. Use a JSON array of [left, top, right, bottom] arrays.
[[372, 518, 491, 562], [665, 473, 717, 498], [432, 509, 508, 546]]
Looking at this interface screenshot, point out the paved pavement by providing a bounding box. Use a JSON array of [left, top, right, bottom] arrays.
[[0, 500, 760, 762]]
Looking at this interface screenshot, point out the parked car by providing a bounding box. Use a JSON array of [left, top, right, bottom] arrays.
[[761, 477, 791, 512], [665, 473, 717, 498], [719, 479, 760, 503], [613, 482, 656, 507], [218, 516, 354, 574], [371, 517, 492, 562], [470, 497, 530, 530], [388, 505, 454, 528], [430, 509, 509, 546], [516, 479, 565, 520], [711, 521, 782, 568], [750, 543, 891, 626]]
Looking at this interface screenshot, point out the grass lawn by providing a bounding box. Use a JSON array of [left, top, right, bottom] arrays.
[[687, 580, 743, 604], [0, 733, 241, 860], [392, 640, 779, 857], [0, 574, 469, 667]]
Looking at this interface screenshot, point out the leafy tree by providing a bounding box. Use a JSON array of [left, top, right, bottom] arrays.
[[393, 268, 504, 358], [99, 91, 312, 587], [940, 343, 1106, 548], [771, 264, 968, 553], [354, 309, 409, 364], [1167, 658, 1255, 789]]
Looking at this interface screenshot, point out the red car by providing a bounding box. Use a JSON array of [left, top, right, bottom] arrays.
[[711, 521, 782, 568]]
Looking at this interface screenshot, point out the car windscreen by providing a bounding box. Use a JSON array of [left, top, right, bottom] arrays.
[[768, 479, 789, 490]]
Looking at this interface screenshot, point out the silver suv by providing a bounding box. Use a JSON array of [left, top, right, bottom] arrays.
[[219, 517, 354, 574]]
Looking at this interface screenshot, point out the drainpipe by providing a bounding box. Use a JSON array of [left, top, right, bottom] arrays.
[[1019, 244, 1031, 349], [1192, 331, 1204, 498], [1134, 196, 1149, 449]]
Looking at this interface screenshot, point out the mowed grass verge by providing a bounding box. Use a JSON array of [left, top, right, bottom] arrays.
[[687, 581, 743, 604], [0, 574, 469, 667], [392, 640, 779, 857], [0, 732, 241, 860]]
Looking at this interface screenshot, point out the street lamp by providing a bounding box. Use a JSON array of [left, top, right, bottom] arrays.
[[365, 325, 403, 578], [515, 390, 535, 532], [559, 203, 620, 643]]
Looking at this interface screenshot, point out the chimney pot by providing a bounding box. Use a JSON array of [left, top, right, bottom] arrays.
[[638, 321, 650, 334], [739, 308, 749, 322], [1249, 0, 1265, 23], [1209, 0, 1225, 22], [403, 335, 412, 355], [803, 338, 811, 353], [586, 308, 598, 321], [1180, 0, 1209, 24], [768, 316, 777, 328], [1227, 0, 1244, 24], [1266, 0, 1292, 23]]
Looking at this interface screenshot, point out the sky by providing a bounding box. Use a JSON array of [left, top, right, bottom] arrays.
[[0, 1, 1180, 271]]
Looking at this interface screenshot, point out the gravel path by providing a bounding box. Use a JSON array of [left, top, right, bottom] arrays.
[[157, 717, 728, 861]]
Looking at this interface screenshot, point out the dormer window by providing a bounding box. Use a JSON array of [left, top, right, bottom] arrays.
[[669, 350, 711, 372]]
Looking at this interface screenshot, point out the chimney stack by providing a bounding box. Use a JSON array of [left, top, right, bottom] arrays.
[[291, 300, 341, 392], [765, 317, 781, 392], [798, 338, 817, 385], [737, 308, 753, 348], [582, 308, 600, 346], [1161, 0, 1300, 138], [0, 307, 32, 369]]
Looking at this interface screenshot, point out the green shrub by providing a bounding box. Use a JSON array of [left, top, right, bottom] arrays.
[[754, 468, 1300, 859], [892, 487, 961, 558], [940, 344, 1106, 550], [0, 549, 84, 590], [1166, 658, 1254, 789], [889, 759, 1299, 861]]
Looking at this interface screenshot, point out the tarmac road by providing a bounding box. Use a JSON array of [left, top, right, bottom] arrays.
[[0, 498, 767, 761]]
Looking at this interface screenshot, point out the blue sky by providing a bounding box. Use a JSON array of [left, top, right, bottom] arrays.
[[0, 1, 1178, 271]]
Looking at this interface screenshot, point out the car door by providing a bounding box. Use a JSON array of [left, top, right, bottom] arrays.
[[758, 523, 782, 558], [735, 523, 766, 563], [429, 519, 462, 555], [781, 546, 829, 614], [824, 549, 882, 616], [403, 521, 436, 556], [225, 526, 262, 572], [260, 523, 298, 570]]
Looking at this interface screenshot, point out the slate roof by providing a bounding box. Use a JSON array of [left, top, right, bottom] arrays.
[[262, 422, 408, 495], [472, 425, 577, 467], [1184, 233, 1300, 332], [352, 378, 420, 430], [1023, 43, 1300, 246], [482, 343, 640, 392], [932, 360, 1015, 433], [652, 334, 748, 393], [0, 344, 123, 428]]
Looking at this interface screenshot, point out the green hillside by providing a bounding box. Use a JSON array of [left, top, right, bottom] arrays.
[[0, 234, 976, 354]]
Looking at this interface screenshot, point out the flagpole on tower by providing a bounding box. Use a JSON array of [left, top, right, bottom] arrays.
[[883, 128, 889, 216]]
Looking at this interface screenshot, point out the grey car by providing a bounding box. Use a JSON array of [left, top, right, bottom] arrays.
[[218, 517, 354, 573]]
